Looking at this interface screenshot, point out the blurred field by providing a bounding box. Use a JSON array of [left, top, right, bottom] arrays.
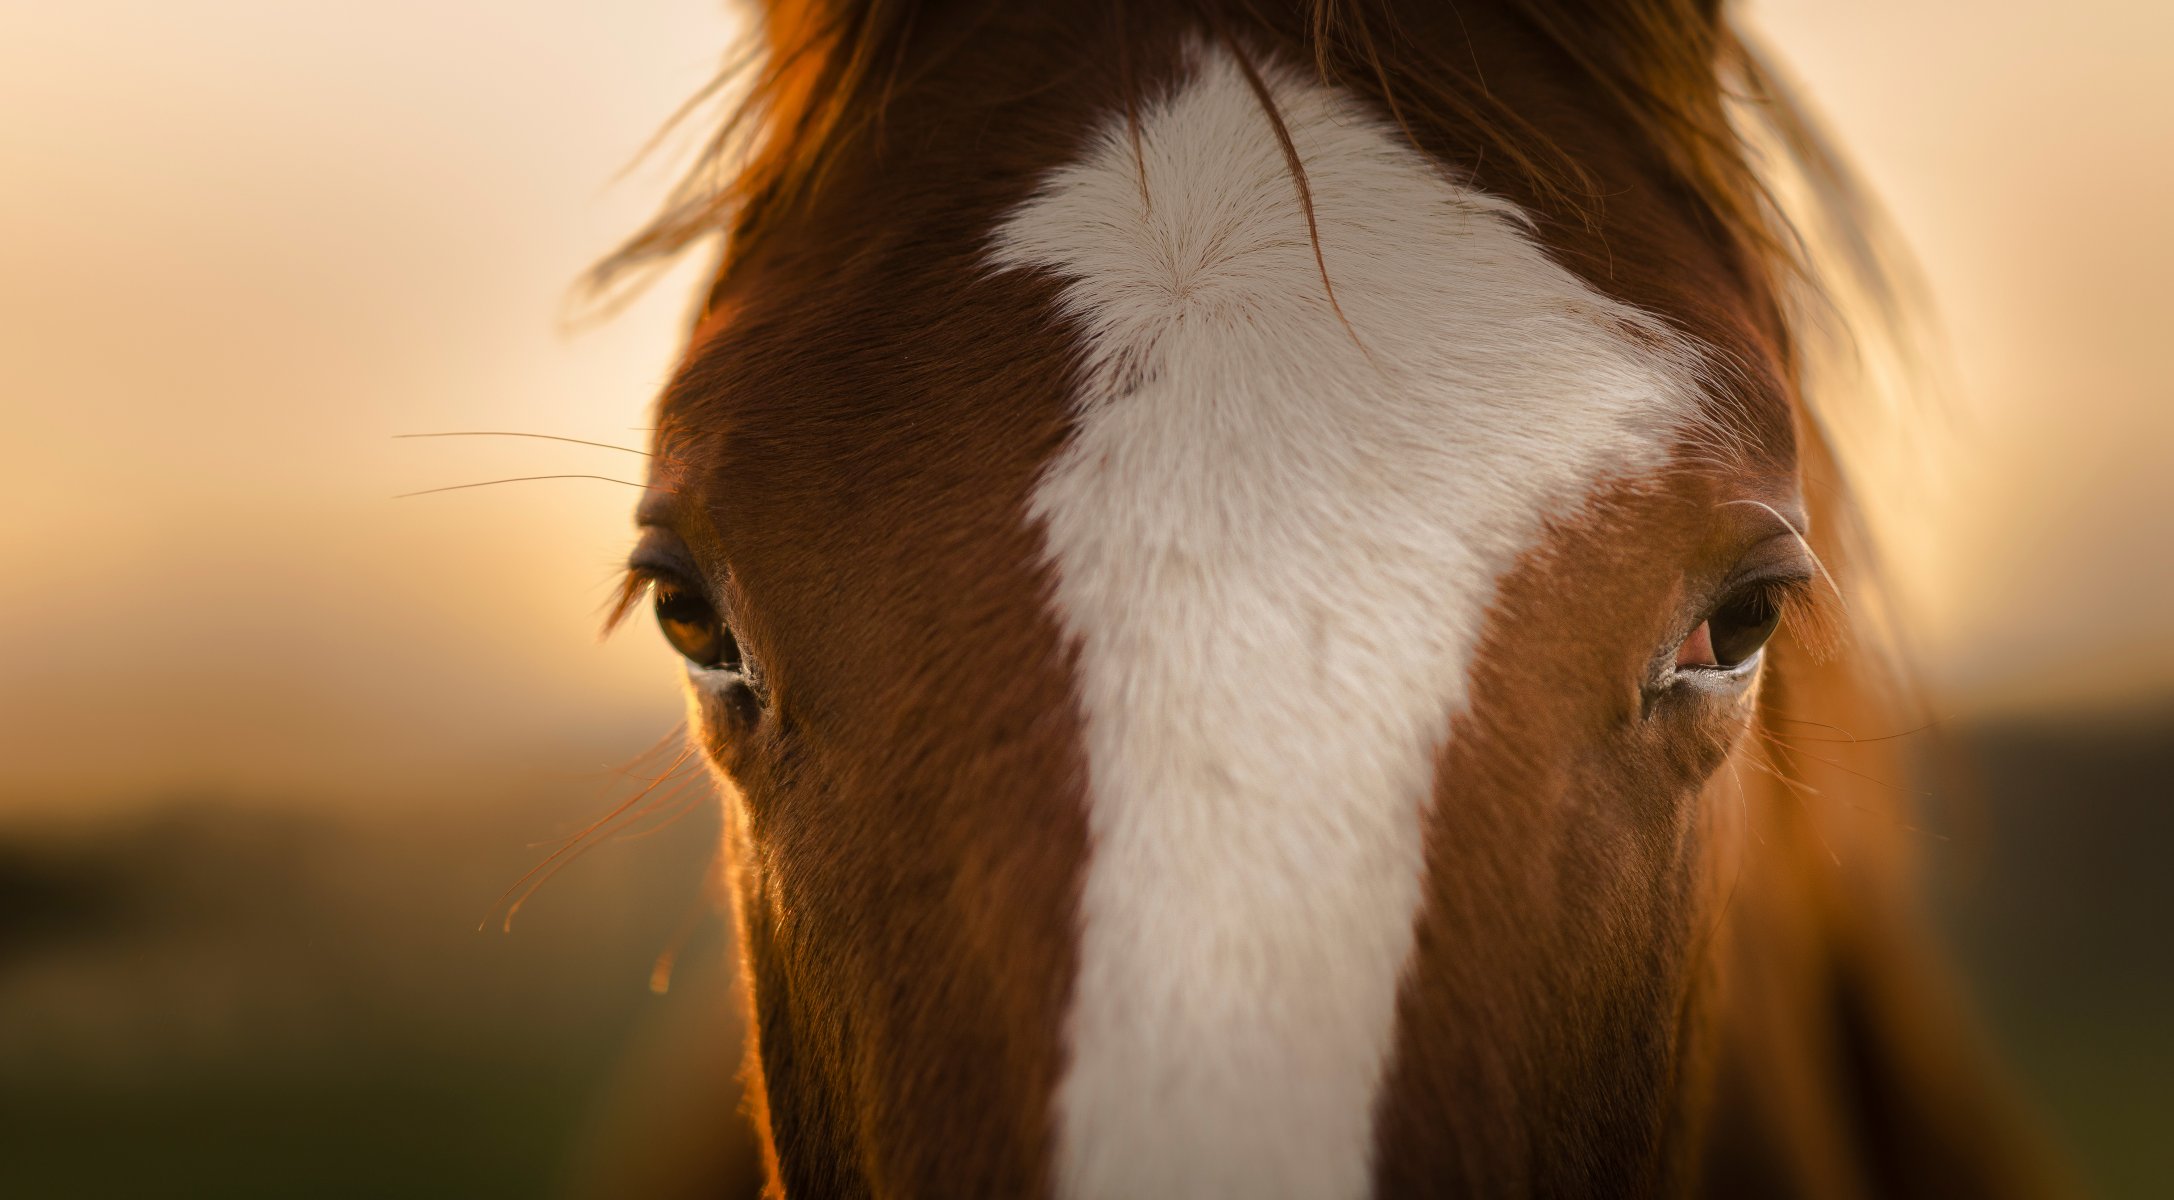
[[0, 767, 750, 1199]]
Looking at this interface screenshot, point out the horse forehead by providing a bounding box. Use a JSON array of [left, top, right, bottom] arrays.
[[982, 46, 1712, 1200]]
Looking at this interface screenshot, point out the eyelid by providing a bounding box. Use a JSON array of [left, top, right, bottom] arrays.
[[1727, 526, 1814, 581], [626, 527, 704, 592], [1699, 522, 1804, 597], [1718, 561, 1816, 610]]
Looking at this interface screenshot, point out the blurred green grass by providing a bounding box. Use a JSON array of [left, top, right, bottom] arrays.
[[1923, 705, 2174, 1199], [0, 785, 732, 1199]]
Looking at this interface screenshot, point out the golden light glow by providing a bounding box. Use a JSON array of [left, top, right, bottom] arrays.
[[1, 0, 2167, 815]]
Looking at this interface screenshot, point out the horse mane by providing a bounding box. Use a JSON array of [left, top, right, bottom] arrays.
[[593, 4, 1893, 275], [596, 2, 1791, 286]]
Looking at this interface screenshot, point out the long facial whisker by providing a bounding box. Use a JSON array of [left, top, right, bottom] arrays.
[[395, 431, 654, 456], [1761, 730, 1927, 798], [1755, 730, 1950, 842], [518, 749, 706, 848], [395, 474, 660, 499], [614, 721, 693, 774], [485, 744, 697, 932], [500, 768, 707, 923], [611, 782, 713, 843], [1769, 716, 1940, 745], [517, 725, 698, 848]]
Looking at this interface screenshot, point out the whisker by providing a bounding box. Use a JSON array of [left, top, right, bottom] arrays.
[[1761, 732, 1944, 813], [1741, 748, 1822, 799], [1761, 730, 1920, 795], [485, 745, 696, 932], [605, 757, 705, 790], [1741, 745, 1843, 866], [608, 721, 692, 775], [516, 722, 687, 801], [611, 785, 712, 843], [520, 771, 699, 849], [396, 474, 658, 499], [395, 430, 653, 457], [1756, 730, 1951, 841], [495, 834, 620, 932], [1770, 715, 1941, 745]]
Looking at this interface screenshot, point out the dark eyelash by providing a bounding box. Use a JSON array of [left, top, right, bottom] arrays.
[[601, 566, 660, 638]]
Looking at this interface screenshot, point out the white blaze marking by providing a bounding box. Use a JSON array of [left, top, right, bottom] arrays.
[[992, 44, 1700, 1200]]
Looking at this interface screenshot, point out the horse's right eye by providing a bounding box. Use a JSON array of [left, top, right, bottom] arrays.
[[1704, 585, 1783, 668], [654, 582, 741, 674], [1673, 577, 1792, 676]]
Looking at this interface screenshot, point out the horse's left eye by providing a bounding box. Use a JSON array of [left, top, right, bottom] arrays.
[[655, 582, 741, 673], [1675, 584, 1782, 672]]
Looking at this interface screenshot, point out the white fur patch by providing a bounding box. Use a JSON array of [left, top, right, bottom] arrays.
[[991, 44, 1700, 1200]]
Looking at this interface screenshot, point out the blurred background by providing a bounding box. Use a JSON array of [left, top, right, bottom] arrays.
[[1, 1, 2167, 1196]]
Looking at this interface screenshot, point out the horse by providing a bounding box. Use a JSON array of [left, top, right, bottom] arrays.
[[592, 1, 2057, 1194]]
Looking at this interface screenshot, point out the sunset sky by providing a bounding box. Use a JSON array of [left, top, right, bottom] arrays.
[[3, 0, 2169, 813]]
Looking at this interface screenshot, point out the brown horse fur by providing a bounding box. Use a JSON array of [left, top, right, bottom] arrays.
[[600, 1, 2061, 1195]]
